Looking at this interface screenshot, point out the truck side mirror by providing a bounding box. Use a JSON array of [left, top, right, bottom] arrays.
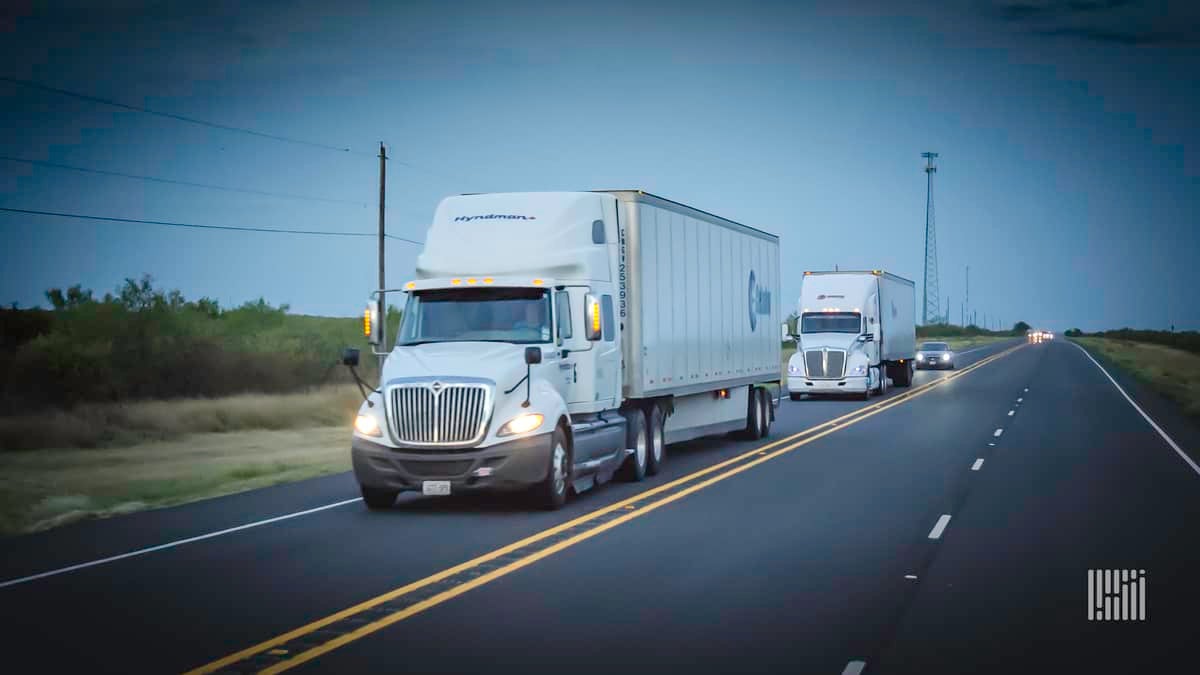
[[525, 346, 542, 365], [342, 347, 360, 367], [364, 300, 381, 346], [857, 333, 874, 343]]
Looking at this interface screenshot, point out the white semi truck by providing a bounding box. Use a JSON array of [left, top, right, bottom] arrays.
[[343, 190, 781, 510], [786, 270, 916, 401]]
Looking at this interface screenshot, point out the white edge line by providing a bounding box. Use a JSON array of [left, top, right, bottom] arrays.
[[1069, 341, 1200, 477], [928, 514, 952, 539], [971, 458, 984, 471], [842, 660, 867, 675], [993, 428, 1004, 437], [0, 497, 363, 589]]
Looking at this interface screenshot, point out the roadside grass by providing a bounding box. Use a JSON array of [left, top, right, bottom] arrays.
[[0, 385, 362, 451], [0, 426, 352, 536], [1073, 337, 1200, 420]]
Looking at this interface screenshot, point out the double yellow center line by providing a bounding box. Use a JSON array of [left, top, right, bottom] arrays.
[[187, 343, 1024, 674]]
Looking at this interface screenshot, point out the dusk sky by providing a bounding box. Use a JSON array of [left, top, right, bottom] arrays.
[[2, 0, 1197, 332]]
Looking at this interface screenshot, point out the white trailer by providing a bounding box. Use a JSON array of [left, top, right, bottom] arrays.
[[343, 190, 780, 510], [785, 270, 916, 401]]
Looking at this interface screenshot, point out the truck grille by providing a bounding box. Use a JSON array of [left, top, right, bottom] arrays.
[[804, 349, 846, 379], [388, 383, 491, 447]]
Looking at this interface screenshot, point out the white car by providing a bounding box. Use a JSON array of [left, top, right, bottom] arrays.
[[915, 341, 955, 369]]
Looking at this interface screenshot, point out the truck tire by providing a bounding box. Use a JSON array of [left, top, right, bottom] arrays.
[[877, 365, 888, 395], [789, 392, 803, 402], [618, 409, 648, 482], [646, 404, 666, 476], [759, 390, 772, 437], [361, 485, 398, 510], [742, 387, 766, 439], [532, 426, 570, 510]]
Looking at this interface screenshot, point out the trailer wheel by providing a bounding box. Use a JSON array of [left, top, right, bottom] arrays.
[[743, 387, 766, 439], [759, 390, 772, 437], [646, 405, 666, 476], [361, 485, 398, 510], [617, 409, 648, 482], [877, 365, 888, 396]]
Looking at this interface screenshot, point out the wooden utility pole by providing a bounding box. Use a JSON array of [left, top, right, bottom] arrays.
[[378, 142, 387, 365]]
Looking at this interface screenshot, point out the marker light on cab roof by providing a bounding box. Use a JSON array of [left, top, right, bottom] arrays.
[[532, 279, 544, 286], [405, 281, 415, 290]]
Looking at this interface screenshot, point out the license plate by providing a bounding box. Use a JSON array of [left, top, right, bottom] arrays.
[[422, 481, 451, 496]]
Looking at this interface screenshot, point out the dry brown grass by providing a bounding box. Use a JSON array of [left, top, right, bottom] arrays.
[[0, 426, 352, 536], [1074, 338, 1200, 419], [0, 385, 362, 451]]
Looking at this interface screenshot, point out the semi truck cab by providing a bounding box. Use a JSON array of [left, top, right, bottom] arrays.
[[346, 190, 781, 512], [787, 270, 915, 401]]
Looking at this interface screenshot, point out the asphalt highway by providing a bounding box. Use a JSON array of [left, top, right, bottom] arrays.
[[2, 338, 1197, 674]]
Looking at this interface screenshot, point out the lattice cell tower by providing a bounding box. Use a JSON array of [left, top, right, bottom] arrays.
[[921, 151, 941, 325]]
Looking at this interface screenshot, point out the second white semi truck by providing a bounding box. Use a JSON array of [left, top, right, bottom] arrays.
[[343, 190, 781, 510], [786, 270, 916, 400]]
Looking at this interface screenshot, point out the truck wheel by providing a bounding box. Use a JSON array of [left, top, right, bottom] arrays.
[[618, 409, 648, 482], [361, 485, 398, 510], [743, 387, 765, 439], [789, 392, 803, 402], [759, 390, 772, 437], [532, 426, 570, 510], [646, 405, 666, 476], [877, 365, 888, 395]]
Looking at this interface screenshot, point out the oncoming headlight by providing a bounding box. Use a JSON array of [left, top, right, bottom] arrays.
[[498, 413, 544, 437], [354, 414, 381, 437]]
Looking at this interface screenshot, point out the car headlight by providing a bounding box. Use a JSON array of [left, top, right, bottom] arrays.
[[942, 354, 950, 361], [916, 354, 924, 361], [497, 413, 544, 437], [354, 414, 381, 437]]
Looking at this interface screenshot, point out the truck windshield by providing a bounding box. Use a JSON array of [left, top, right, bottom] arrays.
[[800, 312, 861, 333], [397, 288, 552, 346]]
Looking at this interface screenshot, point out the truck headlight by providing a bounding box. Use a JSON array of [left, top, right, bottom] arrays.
[[354, 414, 382, 437], [788, 364, 800, 374], [498, 413, 544, 437], [851, 364, 867, 375]]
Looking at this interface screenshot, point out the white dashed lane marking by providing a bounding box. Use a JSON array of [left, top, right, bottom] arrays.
[[928, 514, 952, 540], [971, 458, 984, 471]]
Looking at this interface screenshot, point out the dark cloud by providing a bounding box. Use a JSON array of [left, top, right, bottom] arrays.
[[993, 0, 1137, 21], [1034, 26, 1199, 45], [986, 0, 1200, 47]]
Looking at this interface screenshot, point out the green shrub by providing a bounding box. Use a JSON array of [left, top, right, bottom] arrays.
[[0, 275, 391, 415]]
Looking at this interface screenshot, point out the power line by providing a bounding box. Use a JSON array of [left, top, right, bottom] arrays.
[[1, 156, 368, 207], [4, 76, 472, 183], [1, 76, 376, 158], [1, 206, 425, 243]]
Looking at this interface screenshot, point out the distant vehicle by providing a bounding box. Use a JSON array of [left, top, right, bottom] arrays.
[[343, 190, 781, 511], [915, 341, 955, 369], [786, 270, 916, 401], [1027, 329, 1053, 343]]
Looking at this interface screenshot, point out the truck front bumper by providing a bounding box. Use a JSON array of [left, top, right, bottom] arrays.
[[352, 433, 552, 493], [788, 375, 869, 395]]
